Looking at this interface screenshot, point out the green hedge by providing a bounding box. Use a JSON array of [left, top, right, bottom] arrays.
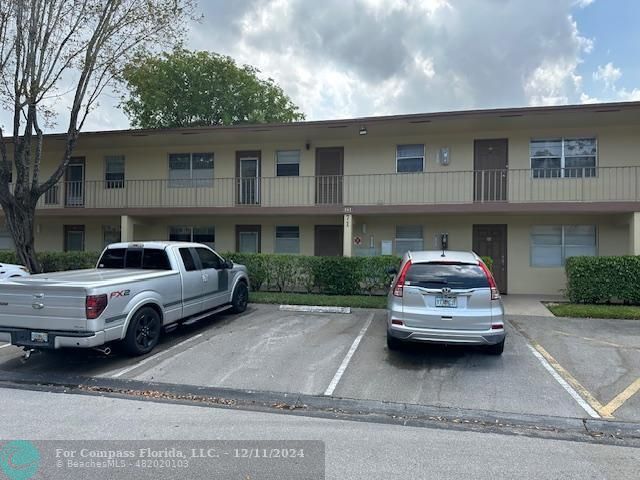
[[0, 250, 100, 273], [223, 253, 494, 296], [566, 256, 640, 304]]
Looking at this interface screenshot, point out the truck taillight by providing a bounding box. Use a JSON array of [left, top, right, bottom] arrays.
[[86, 294, 107, 319], [478, 261, 500, 300], [392, 261, 412, 297]]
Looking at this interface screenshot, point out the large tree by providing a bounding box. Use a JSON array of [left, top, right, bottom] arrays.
[[0, 0, 195, 272], [121, 48, 305, 128]]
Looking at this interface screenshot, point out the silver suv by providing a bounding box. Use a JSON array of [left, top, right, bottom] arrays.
[[386, 250, 505, 355]]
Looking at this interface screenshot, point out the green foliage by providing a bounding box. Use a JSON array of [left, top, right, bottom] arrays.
[[481, 256, 493, 271], [547, 303, 640, 320], [565, 256, 640, 304], [121, 48, 305, 129], [221, 253, 401, 295], [0, 251, 99, 273]]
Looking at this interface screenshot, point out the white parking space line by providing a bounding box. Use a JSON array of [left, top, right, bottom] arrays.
[[0, 343, 11, 349], [526, 344, 600, 419], [324, 314, 373, 397], [109, 334, 203, 379]]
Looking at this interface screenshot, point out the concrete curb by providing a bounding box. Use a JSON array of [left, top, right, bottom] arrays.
[[0, 369, 638, 447], [279, 305, 351, 314]]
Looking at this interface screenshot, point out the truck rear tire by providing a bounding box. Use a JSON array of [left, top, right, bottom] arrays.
[[124, 306, 161, 356], [230, 282, 249, 313]]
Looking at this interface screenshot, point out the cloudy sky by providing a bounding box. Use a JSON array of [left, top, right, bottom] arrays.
[[5, 0, 640, 132]]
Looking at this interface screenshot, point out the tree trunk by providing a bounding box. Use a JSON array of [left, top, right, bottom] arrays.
[[2, 199, 40, 273]]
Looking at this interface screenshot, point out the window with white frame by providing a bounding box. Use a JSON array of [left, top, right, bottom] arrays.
[[102, 225, 121, 247], [530, 138, 597, 178], [169, 152, 214, 187], [169, 226, 215, 248], [530, 225, 596, 267], [395, 225, 424, 255], [276, 150, 300, 176], [105, 155, 125, 188], [396, 144, 425, 173], [275, 226, 300, 254]]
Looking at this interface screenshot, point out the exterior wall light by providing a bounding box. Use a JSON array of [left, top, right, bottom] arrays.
[[359, 126, 368, 135]]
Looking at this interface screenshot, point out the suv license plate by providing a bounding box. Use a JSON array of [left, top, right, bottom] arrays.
[[435, 296, 457, 308], [30, 332, 48, 343]]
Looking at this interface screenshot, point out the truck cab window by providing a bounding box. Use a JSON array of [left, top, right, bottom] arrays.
[[179, 248, 198, 271], [196, 247, 222, 269], [98, 248, 125, 268], [142, 249, 171, 270]]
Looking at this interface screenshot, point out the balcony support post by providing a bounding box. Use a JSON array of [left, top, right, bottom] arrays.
[[343, 213, 353, 257], [629, 212, 640, 255], [121, 215, 135, 242]]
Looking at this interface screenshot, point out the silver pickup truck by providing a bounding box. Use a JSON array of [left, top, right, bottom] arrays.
[[0, 242, 249, 356]]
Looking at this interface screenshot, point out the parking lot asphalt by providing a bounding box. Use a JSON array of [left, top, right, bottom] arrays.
[[0, 303, 638, 423], [511, 315, 640, 422]]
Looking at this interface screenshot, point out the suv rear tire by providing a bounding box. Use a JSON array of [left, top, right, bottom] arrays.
[[386, 332, 404, 351], [486, 339, 505, 355], [124, 306, 162, 356], [230, 282, 249, 313]]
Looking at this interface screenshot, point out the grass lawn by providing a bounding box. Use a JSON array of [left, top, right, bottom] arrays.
[[547, 303, 640, 320], [250, 291, 387, 309]]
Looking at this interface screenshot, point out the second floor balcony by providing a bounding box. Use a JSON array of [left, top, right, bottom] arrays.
[[36, 166, 640, 212]]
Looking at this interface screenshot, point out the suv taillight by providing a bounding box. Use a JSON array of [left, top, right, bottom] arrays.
[[478, 261, 500, 300], [392, 260, 412, 297], [86, 294, 108, 319]]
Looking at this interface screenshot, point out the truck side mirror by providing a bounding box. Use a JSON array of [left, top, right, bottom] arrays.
[[224, 259, 234, 269], [386, 266, 398, 275]]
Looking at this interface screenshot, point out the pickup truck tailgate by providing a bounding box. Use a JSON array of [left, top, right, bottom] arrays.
[[0, 280, 87, 331]]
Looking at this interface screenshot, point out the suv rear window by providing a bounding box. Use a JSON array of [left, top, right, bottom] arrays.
[[98, 248, 171, 270], [405, 262, 489, 289]]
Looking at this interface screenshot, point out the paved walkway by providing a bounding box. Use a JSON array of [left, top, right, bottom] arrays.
[[502, 294, 563, 317]]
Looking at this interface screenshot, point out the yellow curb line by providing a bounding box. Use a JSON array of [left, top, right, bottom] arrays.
[[510, 320, 612, 419], [600, 378, 640, 417]]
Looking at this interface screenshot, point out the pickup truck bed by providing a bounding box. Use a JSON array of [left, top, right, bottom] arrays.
[[0, 242, 249, 355]]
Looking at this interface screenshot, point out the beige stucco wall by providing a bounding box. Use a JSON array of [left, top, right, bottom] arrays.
[[352, 213, 629, 295], [28, 212, 630, 295]]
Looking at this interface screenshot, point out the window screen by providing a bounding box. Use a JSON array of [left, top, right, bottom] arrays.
[[395, 225, 424, 255], [396, 144, 424, 173], [276, 150, 300, 177], [275, 226, 300, 253], [531, 225, 596, 267], [105, 155, 125, 188]]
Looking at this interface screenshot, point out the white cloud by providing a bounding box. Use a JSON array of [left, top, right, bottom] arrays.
[[2, 0, 605, 131], [190, 0, 597, 120], [573, 0, 595, 7], [593, 62, 622, 88]]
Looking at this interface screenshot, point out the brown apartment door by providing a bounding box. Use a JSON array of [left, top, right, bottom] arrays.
[[315, 147, 343, 204], [474, 139, 508, 202], [472, 224, 507, 294], [314, 225, 343, 256]]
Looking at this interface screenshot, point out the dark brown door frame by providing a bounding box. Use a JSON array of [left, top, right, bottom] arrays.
[[314, 224, 343, 256], [315, 147, 344, 205], [473, 139, 508, 202], [472, 224, 508, 294], [235, 150, 261, 205], [65, 156, 85, 207], [235, 224, 261, 253]]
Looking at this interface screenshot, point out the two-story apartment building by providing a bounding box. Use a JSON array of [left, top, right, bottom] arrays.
[[3, 101, 640, 295]]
